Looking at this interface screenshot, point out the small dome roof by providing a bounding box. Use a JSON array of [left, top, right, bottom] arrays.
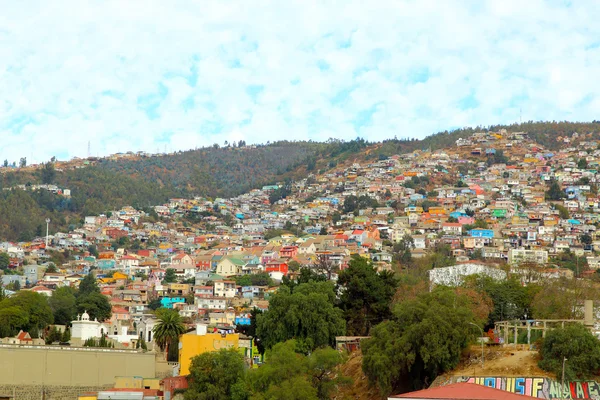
[[81, 310, 90, 321]]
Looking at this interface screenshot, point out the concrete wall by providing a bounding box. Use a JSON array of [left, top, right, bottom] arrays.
[[0, 345, 156, 386], [0, 384, 111, 400]]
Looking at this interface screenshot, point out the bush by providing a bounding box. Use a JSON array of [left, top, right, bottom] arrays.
[[538, 324, 600, 380]]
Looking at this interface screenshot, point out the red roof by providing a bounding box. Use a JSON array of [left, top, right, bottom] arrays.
[[390, 383, 536, 399]]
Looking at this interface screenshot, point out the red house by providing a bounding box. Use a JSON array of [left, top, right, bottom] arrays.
[[279, 246, 298, 259], [265, 260, 289, 275]]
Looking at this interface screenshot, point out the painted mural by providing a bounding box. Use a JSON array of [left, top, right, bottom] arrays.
[[453, 376, 600, 399]]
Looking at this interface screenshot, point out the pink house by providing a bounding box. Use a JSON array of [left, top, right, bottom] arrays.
[[458, 216, 475, 225]]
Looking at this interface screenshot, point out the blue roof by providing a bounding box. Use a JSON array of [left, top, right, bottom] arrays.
[[568, 219, 581, 225]]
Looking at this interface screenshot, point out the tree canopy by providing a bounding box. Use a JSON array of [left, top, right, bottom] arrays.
[[337, 256, 398, 336], [362, 288, 478, 396], [255, 281, 345, 352], [539, 324, 600, 381]]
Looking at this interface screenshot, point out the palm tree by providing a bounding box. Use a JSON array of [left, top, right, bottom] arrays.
[[153, 310, 186, 359]]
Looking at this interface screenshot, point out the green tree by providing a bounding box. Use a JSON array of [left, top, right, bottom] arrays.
[[578, 158, 588, 169], [362, 288, 476, 396], [148, 298, 162, 310], [61, 327, 71, 342], [76, 292, 112, 322], [555, 204, 570, 219], [465, 275, 538, 325], [41, 162, 57, 184], [162, 268, 177, 284], [153, 309, 185, 356], [0, 252, 10, 270], [0, 306, 29, 337], [184, 348, 248, 400], [539, 324, 600, 381], [0, 290, 53, 333], [545, 180, 566, 201], [78, 273, 100, 296], [581, 233, 593, 245], [45, 326, 62, 344], [287, 260, 302, 273], [337, 256, 398, 336], [247, 339, 347, 400], [45, 263, 58, 273], [256, 281, 345, 352], [49, 286, 77, 325]]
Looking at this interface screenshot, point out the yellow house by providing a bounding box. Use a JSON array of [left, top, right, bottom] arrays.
[[179, 330, 239, 375]]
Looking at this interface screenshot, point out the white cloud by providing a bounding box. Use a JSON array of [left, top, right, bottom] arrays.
[[0, 0, 599, 163]]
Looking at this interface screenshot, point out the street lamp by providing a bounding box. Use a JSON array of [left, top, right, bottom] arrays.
[[468, 322, 484, 369], [562, 357, 568, 400], [45, 218, 51, 248]]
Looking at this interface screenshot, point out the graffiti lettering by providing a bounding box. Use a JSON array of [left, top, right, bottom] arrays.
[[458, 377, 600, 399]]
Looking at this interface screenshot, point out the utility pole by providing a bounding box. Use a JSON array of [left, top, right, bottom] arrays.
[[468, 322, 484, 369], [45, 218, 51, 248], [562, 357, 568, 400]]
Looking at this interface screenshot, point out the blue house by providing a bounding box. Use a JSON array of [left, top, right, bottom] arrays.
[[160, 297, 186, 308], [409, 193, 425, 201], [235, 316, 251, 326], [97, 259, 116, 270], [449, 211, 467, 219], [469, 229, 494, 238]]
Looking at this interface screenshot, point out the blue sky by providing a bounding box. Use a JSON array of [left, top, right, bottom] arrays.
[[1, 0, 599, 163]]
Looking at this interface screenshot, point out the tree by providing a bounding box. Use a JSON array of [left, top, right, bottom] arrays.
[[247, 340, 347, 400], [531, 278, 599, 320], [337, 256, 398, 336], [184, 348, 247, 400], [76, 292, 112, 322], [0, 306, 29, 338], [313, 254, 338, 281], [393, 234, 414, 265], [362, 288, 477, 396], [61, 327, 71, 342], [45, 326, 62, 344], [49, 286, 77, 325], [46, 263, 57, 273], [153, 309, 185, 358], [148, 298, 162, 311], [78, 273, 100, 296], [465, 275, 538, 326], [0, 252, 10, 270], [581, 233, 593, 245], [545, 180, 566, 201], [41, 162, 57, 184], [555, 204, 570, 219], [287, 260, 302, 273], [578, 158, 588, 169], [8, 290, 53, 329], [162, 268, 177, 284], [256, 281, 345, 352], [19, 157, 26, 168], [539, 324, 600, 381]]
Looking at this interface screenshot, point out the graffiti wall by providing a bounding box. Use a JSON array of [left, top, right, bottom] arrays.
[[454, 377, 600, 399]]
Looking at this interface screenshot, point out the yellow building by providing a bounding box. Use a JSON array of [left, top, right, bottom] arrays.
[[179, 330, 239, 376]]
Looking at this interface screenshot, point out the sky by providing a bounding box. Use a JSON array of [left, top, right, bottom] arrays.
[[1, 0, 599, 163]]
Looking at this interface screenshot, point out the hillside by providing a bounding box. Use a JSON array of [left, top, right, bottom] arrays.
[[1, 120, 600, 241]]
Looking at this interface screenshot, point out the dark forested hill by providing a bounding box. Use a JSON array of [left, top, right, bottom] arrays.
[[1, 121, 600, 241]]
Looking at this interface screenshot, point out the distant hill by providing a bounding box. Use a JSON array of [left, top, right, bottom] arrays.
[[1, 121, 600, 241]]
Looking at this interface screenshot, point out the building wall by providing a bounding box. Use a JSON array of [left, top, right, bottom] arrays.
[[179, 333, 239, 376], [0, 384, 111, 400], [0, 345, 155, 386], [433, 376, 600, 399]]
